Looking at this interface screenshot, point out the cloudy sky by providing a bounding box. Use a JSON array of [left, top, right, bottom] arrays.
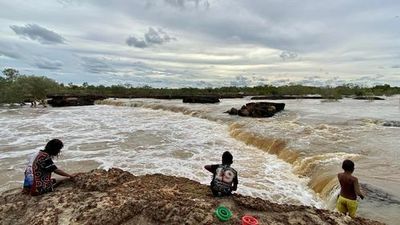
[[1, 0, 399, 87]]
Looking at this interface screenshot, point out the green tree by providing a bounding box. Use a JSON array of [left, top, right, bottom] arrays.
[[2, 68, 20, 81]]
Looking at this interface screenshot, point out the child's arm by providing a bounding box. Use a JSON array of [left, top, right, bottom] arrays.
[[353, 178, 365, 199], [54, 169, 74, 178], [204, 165, 218, 173], [232, 175, 238, 191]]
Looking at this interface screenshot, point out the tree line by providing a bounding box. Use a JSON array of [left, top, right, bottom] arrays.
[[1, 68, 400, 104]]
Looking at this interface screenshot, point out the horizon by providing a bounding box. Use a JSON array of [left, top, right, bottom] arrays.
[[1, 0, 400, 88]]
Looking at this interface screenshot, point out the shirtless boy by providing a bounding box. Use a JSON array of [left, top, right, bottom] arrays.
[[336, 159, 365, 217]]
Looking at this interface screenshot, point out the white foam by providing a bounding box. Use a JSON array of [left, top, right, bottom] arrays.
[[0, 105, 323, 207]]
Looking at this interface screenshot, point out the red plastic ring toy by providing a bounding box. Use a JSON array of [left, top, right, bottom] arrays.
[[241, 215, 259, 225]]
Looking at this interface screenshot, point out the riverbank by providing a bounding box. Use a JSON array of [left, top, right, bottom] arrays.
[[0, 168, 384, 225]]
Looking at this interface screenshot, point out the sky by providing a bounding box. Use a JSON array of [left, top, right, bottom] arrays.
[[0, 0, 400, 87]]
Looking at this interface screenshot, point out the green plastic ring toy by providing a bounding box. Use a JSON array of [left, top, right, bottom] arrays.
[[215, 206, 232, 221]]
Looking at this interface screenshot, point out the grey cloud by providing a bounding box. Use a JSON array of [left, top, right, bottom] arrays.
[[295, 76, 349, 87], [127, 27, 175, 48], [391, 65, 400, 68], [126, 36, 148, 48], [164, 0, 185, 8], [230, 75, 250, 87], [0, 42, 22, 59], [57, 0, 74, 6], [34, 58, 63, 70], [81, 57, 114, 74], [280, 51, 298, 61], [0, 49, 20, 59], [195, 80, 213, 87], [10, 24, 65, 45], [163, 0, 210, 9], [350, 75, 389, 86], [271, 79, 291, 86], [145, 28, 174, 44]]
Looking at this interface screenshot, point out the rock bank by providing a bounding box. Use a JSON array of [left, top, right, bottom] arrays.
[[0, 168, 384, 225]]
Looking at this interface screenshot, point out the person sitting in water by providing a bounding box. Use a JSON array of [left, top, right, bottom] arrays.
[[204, 151, 238, 197], [23, 139, 76, 196], [336, 159, 365, 218]]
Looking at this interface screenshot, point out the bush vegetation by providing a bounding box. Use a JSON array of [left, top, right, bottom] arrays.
[[1, 68, 400, 104]]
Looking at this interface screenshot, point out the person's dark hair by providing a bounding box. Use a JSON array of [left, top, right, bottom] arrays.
[[342, 159, 355, 172], [44, 139, 63, 156], [222, 151, 233, 165]]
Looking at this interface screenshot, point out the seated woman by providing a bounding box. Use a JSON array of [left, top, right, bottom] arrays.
[[23, 139, 75, 195]]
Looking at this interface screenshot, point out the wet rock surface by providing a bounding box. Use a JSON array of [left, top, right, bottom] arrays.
[[0, 168, 384, 225], [353, 96, 385, 100], [226, 102, 285, 117], [182, 96, 220, 103], [251, 95, 324, 100], [382, 120, 400, 127], [47, 94, 106, 107]]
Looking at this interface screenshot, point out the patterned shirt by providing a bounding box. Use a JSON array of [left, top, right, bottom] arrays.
[[24, 151, 58, 195]]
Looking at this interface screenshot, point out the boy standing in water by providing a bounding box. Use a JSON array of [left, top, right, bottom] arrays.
[[204, 151, 238, 197], [23, 139, 76, 196], [336, 159, 365, 217]]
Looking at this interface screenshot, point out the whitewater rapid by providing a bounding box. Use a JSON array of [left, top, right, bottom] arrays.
[[0, 104, 322, 207]]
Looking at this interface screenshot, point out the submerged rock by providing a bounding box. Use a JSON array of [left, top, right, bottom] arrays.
[[251, 95, 323, 100], [0, 168, 383, 225], [226, 102, 285, 117], [47, 94, 106, 107], [183, 96, 220, 103], [353, 96, 385, 100], [382, 120, 400, 127]]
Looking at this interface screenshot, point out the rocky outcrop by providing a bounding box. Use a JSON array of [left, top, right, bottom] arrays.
[[382, 120, 400, 127], [182, 96, 220, 103], [226, 102, 285, 117], [0, 168, 383, 225], [353, 96, 385, 100], [251, 95, 324, 100], [47, 94, 107, 107]]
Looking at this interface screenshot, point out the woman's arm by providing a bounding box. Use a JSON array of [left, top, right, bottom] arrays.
[[54, 169, 74, 178]]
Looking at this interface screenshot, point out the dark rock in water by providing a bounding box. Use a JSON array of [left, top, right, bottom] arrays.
[[383, 120, 400, 127], [47, 94, 106, 107], [353, 96, 385, 100], [251, 95, 323, 100], [183, 96, 220, 103], [226, 107, 238, 115], [0, 168, 383, 225], [226, 102, 285, 117]]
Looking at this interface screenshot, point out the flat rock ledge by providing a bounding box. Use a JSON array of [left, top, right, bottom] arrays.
[[0, 168, 384, 225]]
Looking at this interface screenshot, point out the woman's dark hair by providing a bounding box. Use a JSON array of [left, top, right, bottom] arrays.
[[222, 151, 233, 165], [44, 139, 63, 156], [342, 159, 355, 172]]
